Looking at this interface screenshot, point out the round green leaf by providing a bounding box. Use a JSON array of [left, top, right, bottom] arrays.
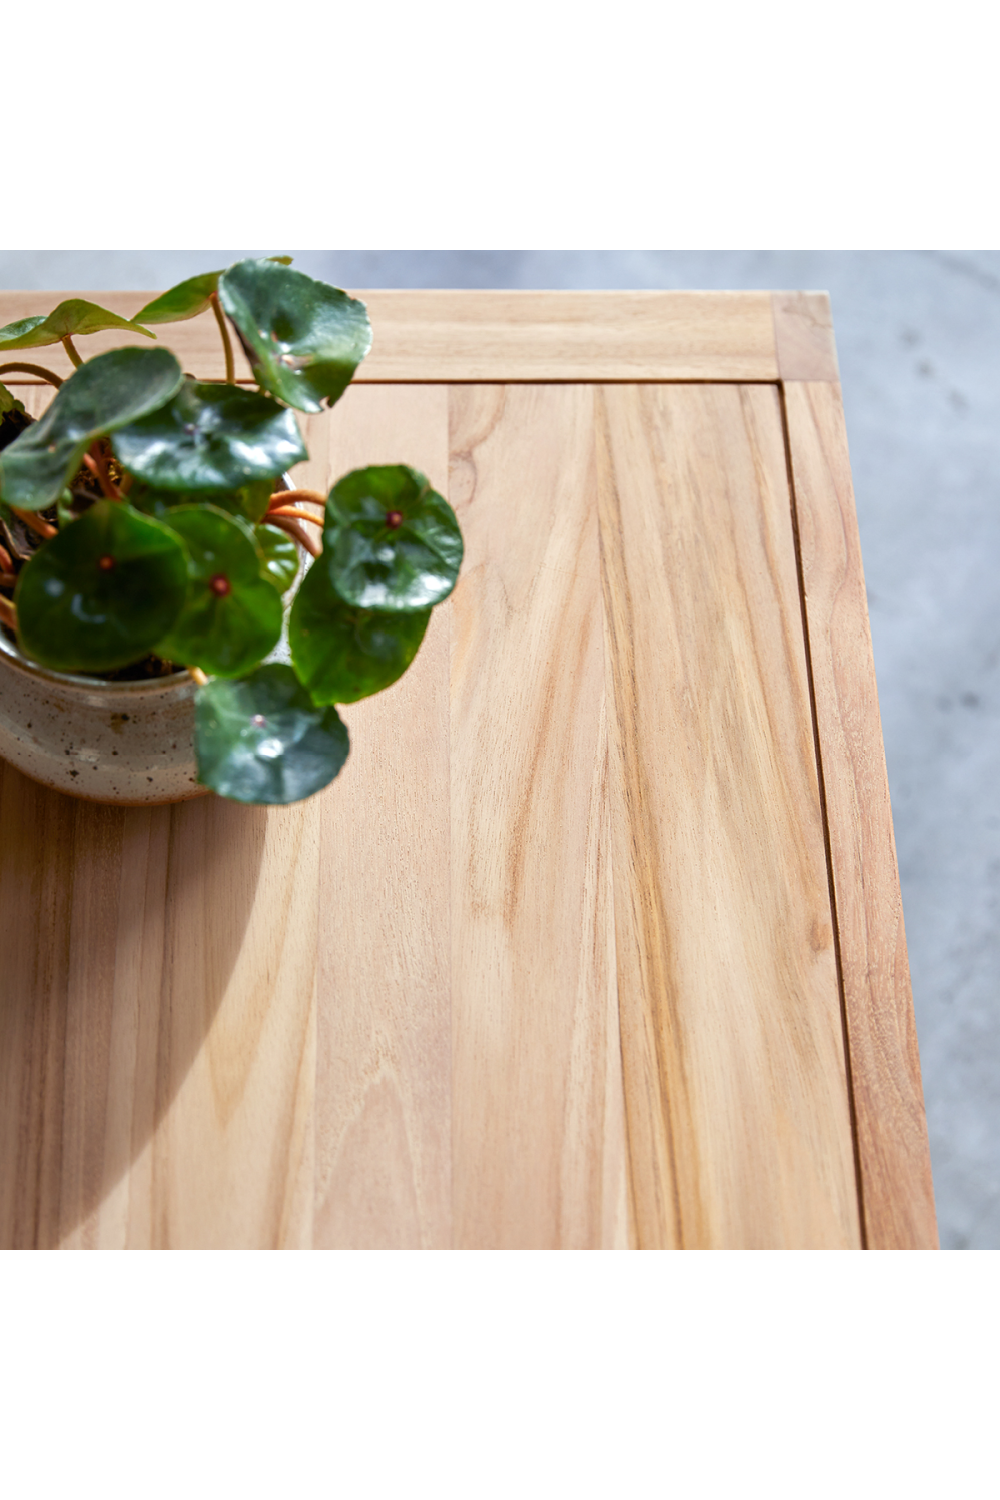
[[195, 663, 349, 804], [322, 465, 463, 612], [257, 523, 300, 593], [154, 505, 282, 677], [218, 260, 371, 414], [111, 379, 307, 493], [289, 557, 430, 704], [134, 258, 293, 326], [0, 299, 157, 352], [131, 476, 277, 524], [231, 477, 276, 523], [129, 486, 182, 518], [0, 347, 184, 511], [14, 500, 189, 672]]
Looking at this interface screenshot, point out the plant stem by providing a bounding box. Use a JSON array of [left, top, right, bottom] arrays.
[[0, 361, 64, 388], [268, 487, 326, 510], [0, 572, 16, 589], [61, 336, 83, 369], [267, 506, 324, 527], [11, 508, 57, 541], [210, 292, 235, 383], [0, 595, 16, 631], [189, 667, 209, 687], [268, 514, 321, 558], [84, 444, 121, 501]]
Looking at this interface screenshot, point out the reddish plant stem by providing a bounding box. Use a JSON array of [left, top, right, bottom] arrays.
[[0, 542, 13, 574], [83, 445, 121, 501], [0, 361, 64, 388], [0, 572, 16, 589], [267, 506, 324, 527], [268, 514, 321, 558], [268, 487, 326, 510], [11, 508, 57, 541]]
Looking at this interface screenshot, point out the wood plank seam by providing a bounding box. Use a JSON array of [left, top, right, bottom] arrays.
[[596, 382, 861, 1249], [777, 381, 868, 1247], [780, 380, 937, 1249], [1, 378, 790, 390]]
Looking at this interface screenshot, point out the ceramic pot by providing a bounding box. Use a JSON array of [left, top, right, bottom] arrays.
[[0, 477, 306, 806], [0, 628, 208, 804]]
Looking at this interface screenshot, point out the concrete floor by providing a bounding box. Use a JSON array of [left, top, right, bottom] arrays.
[[1, 249, 996, 1248]]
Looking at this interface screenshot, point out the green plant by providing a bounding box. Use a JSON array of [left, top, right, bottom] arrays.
[[0, 258, 463, 805]]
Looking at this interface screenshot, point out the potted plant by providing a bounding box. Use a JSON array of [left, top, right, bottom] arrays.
[[0, 257, 463, 806]]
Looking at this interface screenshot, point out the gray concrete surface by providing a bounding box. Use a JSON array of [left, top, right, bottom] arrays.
[[2, 249, 996, 1248]]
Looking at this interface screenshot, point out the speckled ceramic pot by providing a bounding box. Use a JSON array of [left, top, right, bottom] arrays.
[[0, 629, 210, 804], [0, 477, 309, 805]]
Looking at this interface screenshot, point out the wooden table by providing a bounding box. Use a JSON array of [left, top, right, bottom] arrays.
[[0, 290, 937, 1248]]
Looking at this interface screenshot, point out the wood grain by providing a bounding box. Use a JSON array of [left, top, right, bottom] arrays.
[[0, 288, 933, 1248], [1, 290, 779, 385], [784, 380, 938, 1249], [596, 383, 861, 1248], [300, 385, 453, 1249], [358, 292, 778, 382], [449, 385, 629, 1249], [773, 293, 840, 383], [0, 772, 316, 1248]]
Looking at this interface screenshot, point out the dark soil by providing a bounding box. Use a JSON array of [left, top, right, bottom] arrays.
[[0, 406, 33, 451], [97, 654, 183, 682]]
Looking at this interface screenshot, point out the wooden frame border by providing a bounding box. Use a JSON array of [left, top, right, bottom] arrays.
[[1, 289, 779, 384], [773, 291, 936, 1248], [0, 287, 937, 1246]]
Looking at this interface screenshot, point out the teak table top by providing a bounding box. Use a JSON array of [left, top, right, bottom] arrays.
[[0, 290, 937, 1248]]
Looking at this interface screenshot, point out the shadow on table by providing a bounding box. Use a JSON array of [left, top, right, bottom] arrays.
[[0, 760, 266, 1248]]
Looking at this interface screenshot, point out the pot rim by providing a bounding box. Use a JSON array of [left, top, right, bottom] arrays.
[[0, 629, 194, 694]]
